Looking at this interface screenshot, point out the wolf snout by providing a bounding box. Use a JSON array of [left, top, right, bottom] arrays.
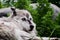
[[29, 25, 34, 31]]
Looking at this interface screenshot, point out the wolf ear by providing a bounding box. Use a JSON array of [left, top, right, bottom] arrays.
[[11, 7, 17, 16]]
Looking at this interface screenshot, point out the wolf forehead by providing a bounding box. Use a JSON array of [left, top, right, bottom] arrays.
[[16, 10, 32, 18]]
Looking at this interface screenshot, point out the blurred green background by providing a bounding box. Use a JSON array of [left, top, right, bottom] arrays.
[[0, 0, 60, 37]]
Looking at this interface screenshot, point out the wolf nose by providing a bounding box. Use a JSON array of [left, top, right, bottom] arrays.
[[29, 25, 34, 31]]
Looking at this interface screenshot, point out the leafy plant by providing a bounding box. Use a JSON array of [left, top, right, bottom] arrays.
[[0, 0, 2, 8]]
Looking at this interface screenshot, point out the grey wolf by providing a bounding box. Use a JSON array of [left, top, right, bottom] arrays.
[[0, 7, 40, 40]]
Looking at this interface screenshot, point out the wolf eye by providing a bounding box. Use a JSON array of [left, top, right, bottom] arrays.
[[22, 18, 26, 21], [30, 18, 32, 20]]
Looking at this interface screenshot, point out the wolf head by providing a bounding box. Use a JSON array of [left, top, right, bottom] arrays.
[[12, 10, 36, 32], [0, 7, 36, 32]]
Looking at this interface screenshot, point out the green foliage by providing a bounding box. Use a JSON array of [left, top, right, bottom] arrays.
[[49, 0, 60, 7], [35, 0, 53, 37], [15, 0, 31, 9], [31, 0, 37, 3], [1, 0, 10, 7], [31, 0, 60, 7], [0, 0, 15, 8], [0, 1, 2, 8], [36, 0, 60, 37]]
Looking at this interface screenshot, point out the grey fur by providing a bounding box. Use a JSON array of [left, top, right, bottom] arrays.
[[0, 8, 40, 40]]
